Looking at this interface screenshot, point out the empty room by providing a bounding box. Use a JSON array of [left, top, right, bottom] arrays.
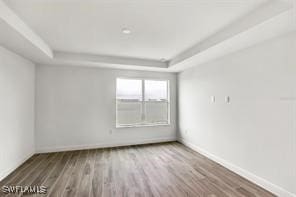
[[0, 0, 295, 196]]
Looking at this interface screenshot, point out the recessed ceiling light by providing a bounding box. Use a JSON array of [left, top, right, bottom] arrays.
[[122, 28, 131, 34]]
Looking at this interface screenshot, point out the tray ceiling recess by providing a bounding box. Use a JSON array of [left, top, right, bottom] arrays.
[[1, 0, 295, 72]]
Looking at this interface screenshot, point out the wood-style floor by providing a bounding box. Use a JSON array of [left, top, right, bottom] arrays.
[[0, 142, 275, 197]]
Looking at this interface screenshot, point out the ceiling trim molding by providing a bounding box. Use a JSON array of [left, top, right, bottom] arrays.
[[1, 0, 294, 72], [0, 0, 53, 58], [169, 0, 292, 68], [54, 51, 168, 68]]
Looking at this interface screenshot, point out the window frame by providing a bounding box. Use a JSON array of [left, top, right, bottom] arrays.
[[116, 77, 170, 128]]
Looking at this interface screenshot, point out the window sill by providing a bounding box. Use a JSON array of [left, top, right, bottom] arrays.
[[116, 123, 170, 129]]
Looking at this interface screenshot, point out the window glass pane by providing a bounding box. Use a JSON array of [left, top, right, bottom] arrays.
[[116, 79, 143, 126], [117, 101, 142, 125], [144, 80, 169, 124], [116, 78, 142, 101], [144, 101, 168, 124], [144, 80, 168, 101]]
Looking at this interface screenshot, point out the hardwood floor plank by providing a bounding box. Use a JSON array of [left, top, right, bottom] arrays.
[[18, 153, 58, 197], [0, 154, 40, 187], [7, 155, 50, 197], [0, 154, 43, 188], [62, 150, 89, 197], [39, 152, 72, 197], [28, 152, 62, 192], [90, 149, 104, 197], [47, 151, 80, 197], [0, 142, 276, 197], [76, 149, 96, 197]]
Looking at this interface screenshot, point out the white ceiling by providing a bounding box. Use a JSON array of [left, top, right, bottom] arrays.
[[4, 0, 268, 60], [0, 0, 295, 72]]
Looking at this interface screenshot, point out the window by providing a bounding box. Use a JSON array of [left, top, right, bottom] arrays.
[[116, 78, 169, 127]]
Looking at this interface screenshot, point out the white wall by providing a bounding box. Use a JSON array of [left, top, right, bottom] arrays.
[[178, 33, 296, 196], [0, 46, 35, 181], [35, 65, 177, 153]]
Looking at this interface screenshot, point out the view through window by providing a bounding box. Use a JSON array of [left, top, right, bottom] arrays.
[[116, 78, 169, 127]]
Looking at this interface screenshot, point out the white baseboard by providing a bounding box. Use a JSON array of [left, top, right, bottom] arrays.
[[0, 152, 34, 181], [36, 137, 177, 153], [178, 137, 296, 197]]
